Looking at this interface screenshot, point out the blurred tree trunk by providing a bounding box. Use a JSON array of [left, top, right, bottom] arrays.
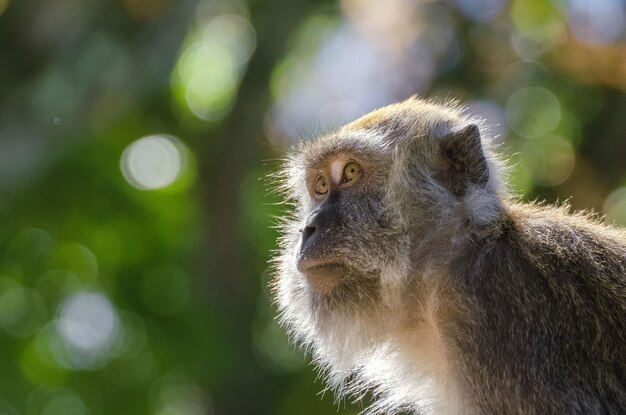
[[195, 1, 316, 413]]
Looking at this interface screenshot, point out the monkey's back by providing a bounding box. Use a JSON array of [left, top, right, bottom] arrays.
[[449, 203, 626, 414]]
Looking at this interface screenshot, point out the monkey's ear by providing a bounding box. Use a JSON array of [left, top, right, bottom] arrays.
[[435, 124, 489, 196]]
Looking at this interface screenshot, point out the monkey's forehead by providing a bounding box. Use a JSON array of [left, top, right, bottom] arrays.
[[294, 130, 390, 170]]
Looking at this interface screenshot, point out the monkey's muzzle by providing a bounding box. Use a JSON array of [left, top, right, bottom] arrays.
[[296, 194, 350, 293], [296, 257, 348, 295]]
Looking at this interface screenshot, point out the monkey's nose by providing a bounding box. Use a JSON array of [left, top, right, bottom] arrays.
[[300, 207, 331, 253], [301, 224, 316, 244], [299, 221, 321, 262]]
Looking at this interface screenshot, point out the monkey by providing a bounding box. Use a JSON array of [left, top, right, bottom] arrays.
[[270, 97, 626, 414]]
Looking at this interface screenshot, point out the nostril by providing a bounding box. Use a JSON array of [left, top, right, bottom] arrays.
[[302, 225, 316, 242]]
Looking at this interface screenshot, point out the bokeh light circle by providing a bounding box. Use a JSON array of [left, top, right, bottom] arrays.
[[0, 286, 47, 337], [203, 14, 256, 65], [151, 373, 213, 415], [57, 291, 119, 352], [522, 135, 575, 187], [0, 399, 16, 415], [184, 67, 238, 121], [27, 388, 87, 415], [506, 87, 561, 139], [121, 135, 183, 190], [171, 13, 255, 122], [567, 0, 625, 45], [41, 395, 89, 415], [603, 187, 626, 226]]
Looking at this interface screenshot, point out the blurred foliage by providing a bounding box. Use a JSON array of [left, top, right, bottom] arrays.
[[0, 0, 625, 414]]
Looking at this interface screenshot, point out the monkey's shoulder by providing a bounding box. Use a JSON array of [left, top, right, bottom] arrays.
[[507, 202, 626, 275], [450, 202, 626, 320], [451, 201, 626, 336]]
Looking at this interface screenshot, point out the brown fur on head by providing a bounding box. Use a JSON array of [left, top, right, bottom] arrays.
[[271, 97, 506, 410]]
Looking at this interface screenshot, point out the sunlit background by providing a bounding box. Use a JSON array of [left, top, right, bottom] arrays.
[[0, 0, 625, 413]]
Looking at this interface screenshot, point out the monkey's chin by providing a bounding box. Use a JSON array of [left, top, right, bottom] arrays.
[[300, 263, 349, 295]]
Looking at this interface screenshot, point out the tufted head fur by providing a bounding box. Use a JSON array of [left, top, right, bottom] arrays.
[[270, 97, 626, 414]]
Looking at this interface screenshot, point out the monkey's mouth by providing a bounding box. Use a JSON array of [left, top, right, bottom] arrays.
[[297, 258, 350, 294]]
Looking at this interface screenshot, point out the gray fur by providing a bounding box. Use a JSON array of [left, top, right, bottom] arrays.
[[270, 97, 626, 414]]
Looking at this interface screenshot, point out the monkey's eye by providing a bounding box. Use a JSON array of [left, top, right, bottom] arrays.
[[315, 175, 329, 196], [341, 162, 362, 185]]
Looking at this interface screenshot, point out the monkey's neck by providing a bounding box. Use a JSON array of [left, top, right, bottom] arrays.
[[409, 202, 513, 273]]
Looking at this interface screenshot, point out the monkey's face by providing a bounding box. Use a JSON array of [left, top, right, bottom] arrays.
[[274, 133, 409, 333], [295, 151, 398, 303]]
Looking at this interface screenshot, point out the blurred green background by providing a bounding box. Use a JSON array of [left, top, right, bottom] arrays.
[[0, 0, 625, 413]]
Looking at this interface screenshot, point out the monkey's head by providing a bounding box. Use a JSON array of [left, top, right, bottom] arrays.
[[272, 97, 505, 379]]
